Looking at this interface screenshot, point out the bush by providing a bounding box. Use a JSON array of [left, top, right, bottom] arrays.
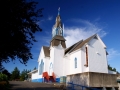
[[0, 73, 8, 82], [0, 73, 10, 89]]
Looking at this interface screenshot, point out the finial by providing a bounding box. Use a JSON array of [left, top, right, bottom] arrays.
[[58, 7, 60, 15]]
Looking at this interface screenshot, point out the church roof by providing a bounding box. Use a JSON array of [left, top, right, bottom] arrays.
[[51, 35, 66, 41], [50, 35, 66, 48], [65, 40, 83, 54], [43, 34, 108, 57], [43, 46, 50, 57], [65, 34, 96, 54]]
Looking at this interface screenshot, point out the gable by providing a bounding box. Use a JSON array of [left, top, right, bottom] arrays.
[[65, 34, 107, 55], [88, 34, 106, 49]]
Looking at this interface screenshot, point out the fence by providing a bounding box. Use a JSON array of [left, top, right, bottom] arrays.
[[67, 82, 101, 90]]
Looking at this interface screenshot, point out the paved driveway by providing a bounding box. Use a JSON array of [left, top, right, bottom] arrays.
[[9, 81, 62, 90]]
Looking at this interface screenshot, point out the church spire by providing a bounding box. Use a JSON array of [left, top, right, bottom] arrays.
[[52, 7, 64, 38]]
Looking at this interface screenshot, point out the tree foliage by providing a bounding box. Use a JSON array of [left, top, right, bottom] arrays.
[[0, 63, 4, 72], [0, 0, 43, 66], [108, 64, 119, 74], [0, 73, 8, 82], [11, 67, 20, 80], [108, 65, 113, 71], [2, 69, 11, 80], [20, 69, 30, 81], [34, 67, 37, 70]]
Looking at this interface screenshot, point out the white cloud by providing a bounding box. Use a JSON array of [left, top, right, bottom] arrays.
[[107, 48, 120, 61], [48, 16, 53, 21], [64, 19, 107, 47]]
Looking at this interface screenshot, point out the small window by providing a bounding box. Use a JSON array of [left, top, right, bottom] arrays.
[[74, 58, 77, 68]]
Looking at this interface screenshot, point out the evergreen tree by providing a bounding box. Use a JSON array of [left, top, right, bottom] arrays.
[[108, 64, 119, 74], [34, 67, 36, 70], [108, 64, 113, 71], [20, 69, 31, 81], [11, 67, 20, 80], [112, 68, 116, 72]]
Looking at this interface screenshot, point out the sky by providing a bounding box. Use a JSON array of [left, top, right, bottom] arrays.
[[3, 0, 120, 73]]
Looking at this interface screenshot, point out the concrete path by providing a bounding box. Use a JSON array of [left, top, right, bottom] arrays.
[[9, 81, 63, 90]]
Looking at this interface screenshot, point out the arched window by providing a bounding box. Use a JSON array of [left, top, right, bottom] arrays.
[[49, 62, 53, 69], [74, 58, 77, 68], [49, 62, 53, 75], [39, 59, 44, 75]]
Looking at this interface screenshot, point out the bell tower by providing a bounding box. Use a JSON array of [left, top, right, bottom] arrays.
[[52, 7, 64, 38]]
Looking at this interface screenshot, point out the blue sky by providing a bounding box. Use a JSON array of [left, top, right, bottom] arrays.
[[3, 0, 120, 73]]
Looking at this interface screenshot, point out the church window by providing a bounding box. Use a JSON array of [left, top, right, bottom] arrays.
[[74, 57, 77, 68], [94, 36, 98, 39], [84, 46, 88, 67], [39, 59, 44, 75], [49, 62, 53, 75], [49, 62, 53, 69]]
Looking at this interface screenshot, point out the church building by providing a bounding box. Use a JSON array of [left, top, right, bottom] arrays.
[[28, 8, 109, 83]]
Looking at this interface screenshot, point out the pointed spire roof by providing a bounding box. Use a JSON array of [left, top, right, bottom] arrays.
[[54, 7, 62, 28], [52, 7, 64, 38]]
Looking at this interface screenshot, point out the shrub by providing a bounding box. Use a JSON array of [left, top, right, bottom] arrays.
[[0, 73, 10, 89], [0, 73, 8, 82]]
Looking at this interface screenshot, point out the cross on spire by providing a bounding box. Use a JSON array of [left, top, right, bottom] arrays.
[[58, 7, 60, 15]]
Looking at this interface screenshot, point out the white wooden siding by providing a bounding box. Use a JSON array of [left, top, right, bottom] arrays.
[[88, 38, 108, 73]]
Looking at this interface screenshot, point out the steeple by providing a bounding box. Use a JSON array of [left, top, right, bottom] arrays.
[[52, 7, 64, 38]]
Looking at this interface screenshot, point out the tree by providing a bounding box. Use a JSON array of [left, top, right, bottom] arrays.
[[0, 62, 4, 72], [112, 68, 116, 72], [0, 0, 43, 67], [108, 65, 113, 71], [20, 69, 31, 81], [11, 67, 20, 80], [108, 64, 119, 74], [20, 69, 28, 81], [2, 69, 11, 80], [34, 67, 36, 70]]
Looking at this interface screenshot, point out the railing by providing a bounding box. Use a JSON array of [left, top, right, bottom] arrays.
[[67, 82, 101, 90]]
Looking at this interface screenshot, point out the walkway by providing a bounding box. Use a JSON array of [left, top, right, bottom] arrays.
[[10, 81, 64, 90]]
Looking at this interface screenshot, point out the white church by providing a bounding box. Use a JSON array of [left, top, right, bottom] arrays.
[[28, 8, 111, 83]]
